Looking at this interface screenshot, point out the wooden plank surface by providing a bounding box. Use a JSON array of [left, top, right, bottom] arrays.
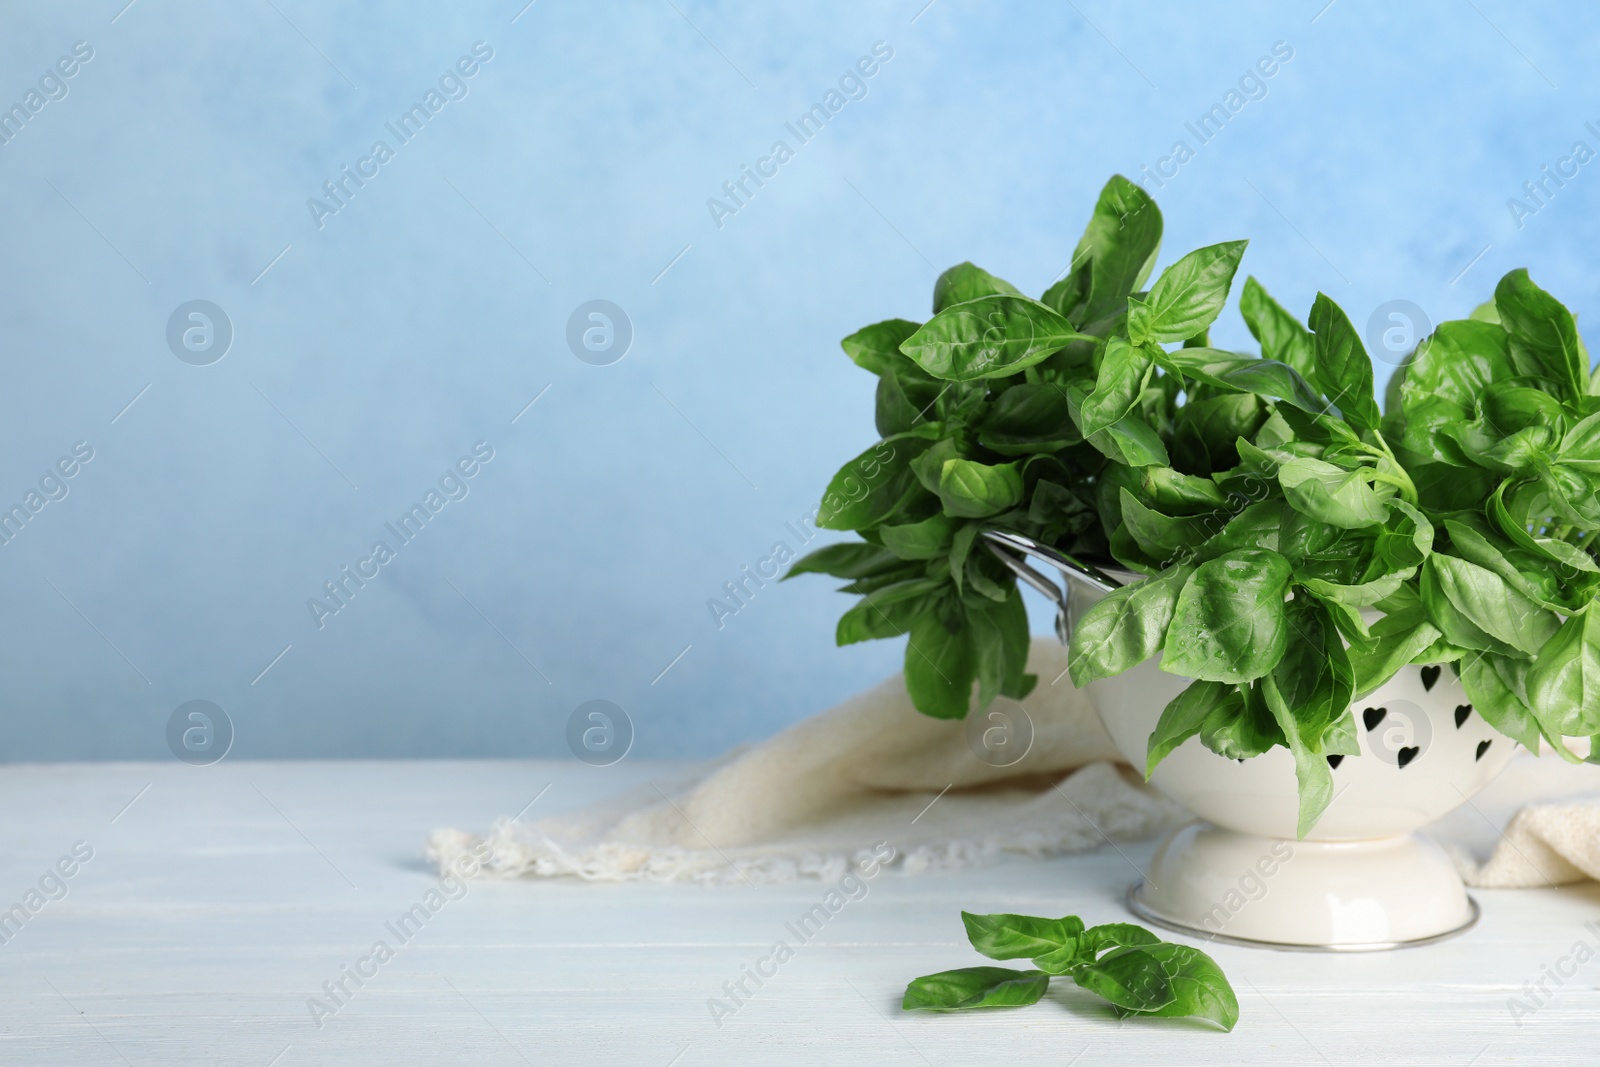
[[1, 756, 1597, 1065]]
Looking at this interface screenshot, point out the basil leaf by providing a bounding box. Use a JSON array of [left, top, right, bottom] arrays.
[[1494, 268, 1587, 401], [878, 513, 956, 560], [932, 262, 1021, 313], [874, 366, 940, 436], [836, 585, 939, 644], [901, 295, 1089, 381], [1103, 943, 1238, 1031], [1261, 669, 1336, 837], [1171, 393, 1266, 475], [1147, 679, 1239, 776], [1305, 292, 1379, 432], [1525, 609, 1600, 737], [1141, 466, 1229, 513], [1164, 348, 1329, 415], [842, 318, 923, 376], [938, 458, 1024, 518], [903, 611, 974, 719], [1424, 554, 1559, 656], [978, 382, 1081, 455], [1126, 240, 1249, 345], [1070, 945, 1175, 1013], [962, 911, 1086, 970], [901, 966, 1049, 1011], [1045, 175, 1163, 325], [1559, 410, 1600, 472], [1080, 923, 1163, 960], [1082, 337, 1156, 436], [1067, 566, 1192, 685], [1239, 276, 1317, 382], [966, 586, 1031, 706], [1278, 456, 1394, 529], [1162, 549, 1293, 683], [1396, 320, 1515, 463], [1118, 490, 1213, 563], [1198, 682, 1286, 759], [784, 542, 902, 581], [1091, 415, 1171, 468], [1460, 652, 1544, 752], [1265, 598, 1354, 747], [817, 436, 935, 530]]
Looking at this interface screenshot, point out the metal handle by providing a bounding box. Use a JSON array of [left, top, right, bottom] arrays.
[[980, 530, 1124, 645]]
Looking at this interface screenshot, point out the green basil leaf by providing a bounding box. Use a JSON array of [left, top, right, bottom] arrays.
[[1460, 652, 1544, 752], [1141, 466, 1229, 513], [1092, 415, 1171, 468], [1524, 609, 1600, 737], [1045, 175, 1163, 325], [1559, 410, 1600, 472], [1489, 480, 1600, 573], [836, 585, 939, 645], [1494, 268, 1587, 401], [1162, 549, 1293, 683], [1308, 292, 1380, 432], [1198, 682, 1286, 759], [1164, 348, 1329, 415], [878, 513, 956, 560], [1126, 240, 1249, 345], [1082, 337, 1156, 436], [874, 367, 939, 437], [1396, 320, 1516, 463], [817, 436, 935, 530], [1067, 566, 1192, 685], [966, 585, 1030, 707], [1278, 456, 1394, 529], [901, 295, 1089, 381], [1147, 679, 1239, 776], [1080, 923, 1163, 960], [784, 542, 902, 581], [902, 966, 1050, 1011], [1101, 943, 1238, 1031], [1070, 945, 1176, 1013], [978, 382, 1080, 455], [1175, 396, 1266, 476], [903, 611, 973, 719], [1265, 598, 1354, 746], [932, 262, 1021, 313], [1239, 276, 1317, 382], [1424, 554, 1559, 656], [938, 459, 1024, 518], [1261, 670, 1336, 837], [842, 318, 923, 376], [963, 911, 1086, 969], [1118, 489, 1214, 564]]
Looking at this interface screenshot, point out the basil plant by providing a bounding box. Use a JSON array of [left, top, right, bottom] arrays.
[[789, 175, 1600, 835]]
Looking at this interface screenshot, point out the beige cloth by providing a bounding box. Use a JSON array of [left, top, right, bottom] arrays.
[[426, 639, 1186, 884], [427, 638, 1600, 888]]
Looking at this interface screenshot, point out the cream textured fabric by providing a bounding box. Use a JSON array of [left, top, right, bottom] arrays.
[[1454, 801, 1600, 888], [426, 638, 1187, 884]]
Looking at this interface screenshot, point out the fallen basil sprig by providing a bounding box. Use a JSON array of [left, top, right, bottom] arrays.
[[902, 910, 1238, 1031]]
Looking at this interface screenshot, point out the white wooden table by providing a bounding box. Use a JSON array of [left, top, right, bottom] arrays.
[[2, 757, 1597, 1065]]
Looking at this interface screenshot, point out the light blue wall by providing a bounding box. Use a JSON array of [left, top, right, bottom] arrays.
[[0, 1, 1594, 760]]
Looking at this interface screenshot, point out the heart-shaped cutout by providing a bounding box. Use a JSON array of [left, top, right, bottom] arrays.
[[1476, 739, 1492, 762], [1363, 706, 1387, 732], [1397, 745, 1420, 768], [1421, 665, 1441, 691], [1455, 704, 1472, 729], [1326, 754, 1345, 770]]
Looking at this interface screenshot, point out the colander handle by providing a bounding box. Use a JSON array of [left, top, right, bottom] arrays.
[[980, 530, 1124, 645]]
